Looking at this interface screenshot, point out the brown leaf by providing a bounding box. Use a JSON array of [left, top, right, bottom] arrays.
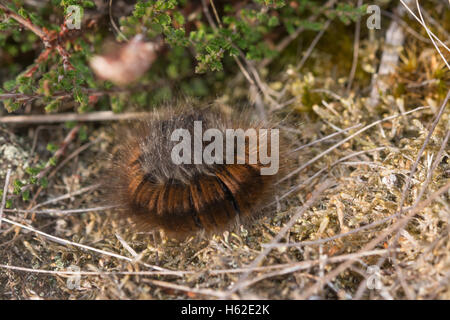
[[90, 35, 162, 86]]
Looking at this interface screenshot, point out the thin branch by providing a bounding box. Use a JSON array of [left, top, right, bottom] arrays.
[[296, 19, 331, 72], [3, 205, 117, 215], [0, 2, 75, 71], [414, 129, 450, 207], [0, 263, 192, 277], [381, 10, 447, 45], [0, 2, 50, 45], [201, 0, 269, 118], [414, 0, 450, 70], [19, 125, 80, 198], [109, 0, 128, 41], [30, 184, 100, 211], [278, 106, 428, 183], [230, 249, 395, 293], [201, 0, 217, 29], [208, 0, 222, 28], [115, 233, 138, 258], [50, 138, 100, 181], [27, 136, 100, 209], [276, 147, 386, 203], [399, 0, 450, 52], [419, 7, 450, 41], [0, 216, 172, 272], [51, 125, 80, 162], [290, 123, 362, 153], [30, 125, 61, 156], [258, 0, 337, 69], [142, 278, 228, 298], [397, 90, 449, 216], [55, 44, 75, 72], [0, 169, 12, 229], [346, 0, 363, 92], [0, 84, 165, 102], [0, 111, 152, 124]]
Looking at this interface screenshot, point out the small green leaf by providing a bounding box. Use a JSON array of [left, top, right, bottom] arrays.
[[48, 157, 57, 166], [65, 121, 77, 129], [3, 79, 16, 91], [82, 1, 95, 8], [39, 177, 48, 188], [18, 8, 28, 19], [173, 11, 185, 25], [22, 190, 30, 201], [157, 13, 171, 26], [78, 126, 88, 142], [45, 100, 60, 113], [46, 143, 58, 153], [268, 16, 279, 27], [25, 167, 40, 176], [13, 179, 23, 194]]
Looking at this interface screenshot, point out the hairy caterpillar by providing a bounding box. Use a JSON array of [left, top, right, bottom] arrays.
[[105, 106, 289, 239]]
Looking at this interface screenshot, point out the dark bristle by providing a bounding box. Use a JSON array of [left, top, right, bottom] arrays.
[[104, 106, 290, 240]]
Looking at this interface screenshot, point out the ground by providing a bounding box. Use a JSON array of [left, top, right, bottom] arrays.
[[0, 2, 449, 300]]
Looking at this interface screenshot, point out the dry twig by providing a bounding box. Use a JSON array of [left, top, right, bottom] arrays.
[[0, 111, 152, 124], [0, 169, 12, 230]]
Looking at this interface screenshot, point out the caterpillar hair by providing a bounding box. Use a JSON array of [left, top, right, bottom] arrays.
[[104, 106, 290, 240]]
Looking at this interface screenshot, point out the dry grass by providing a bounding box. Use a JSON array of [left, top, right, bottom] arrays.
[[0, 3, 449, 300]]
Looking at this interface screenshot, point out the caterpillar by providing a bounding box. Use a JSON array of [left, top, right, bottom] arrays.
[[105, 106, 289, 240]]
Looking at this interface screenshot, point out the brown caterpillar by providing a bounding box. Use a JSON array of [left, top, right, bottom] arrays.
[[105, 106, 289, 240]]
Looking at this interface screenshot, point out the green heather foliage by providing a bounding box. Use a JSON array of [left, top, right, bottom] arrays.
[[0, 0, 366, 113]]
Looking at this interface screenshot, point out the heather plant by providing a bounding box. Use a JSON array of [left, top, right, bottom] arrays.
[[0, 0, 367, 113]]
